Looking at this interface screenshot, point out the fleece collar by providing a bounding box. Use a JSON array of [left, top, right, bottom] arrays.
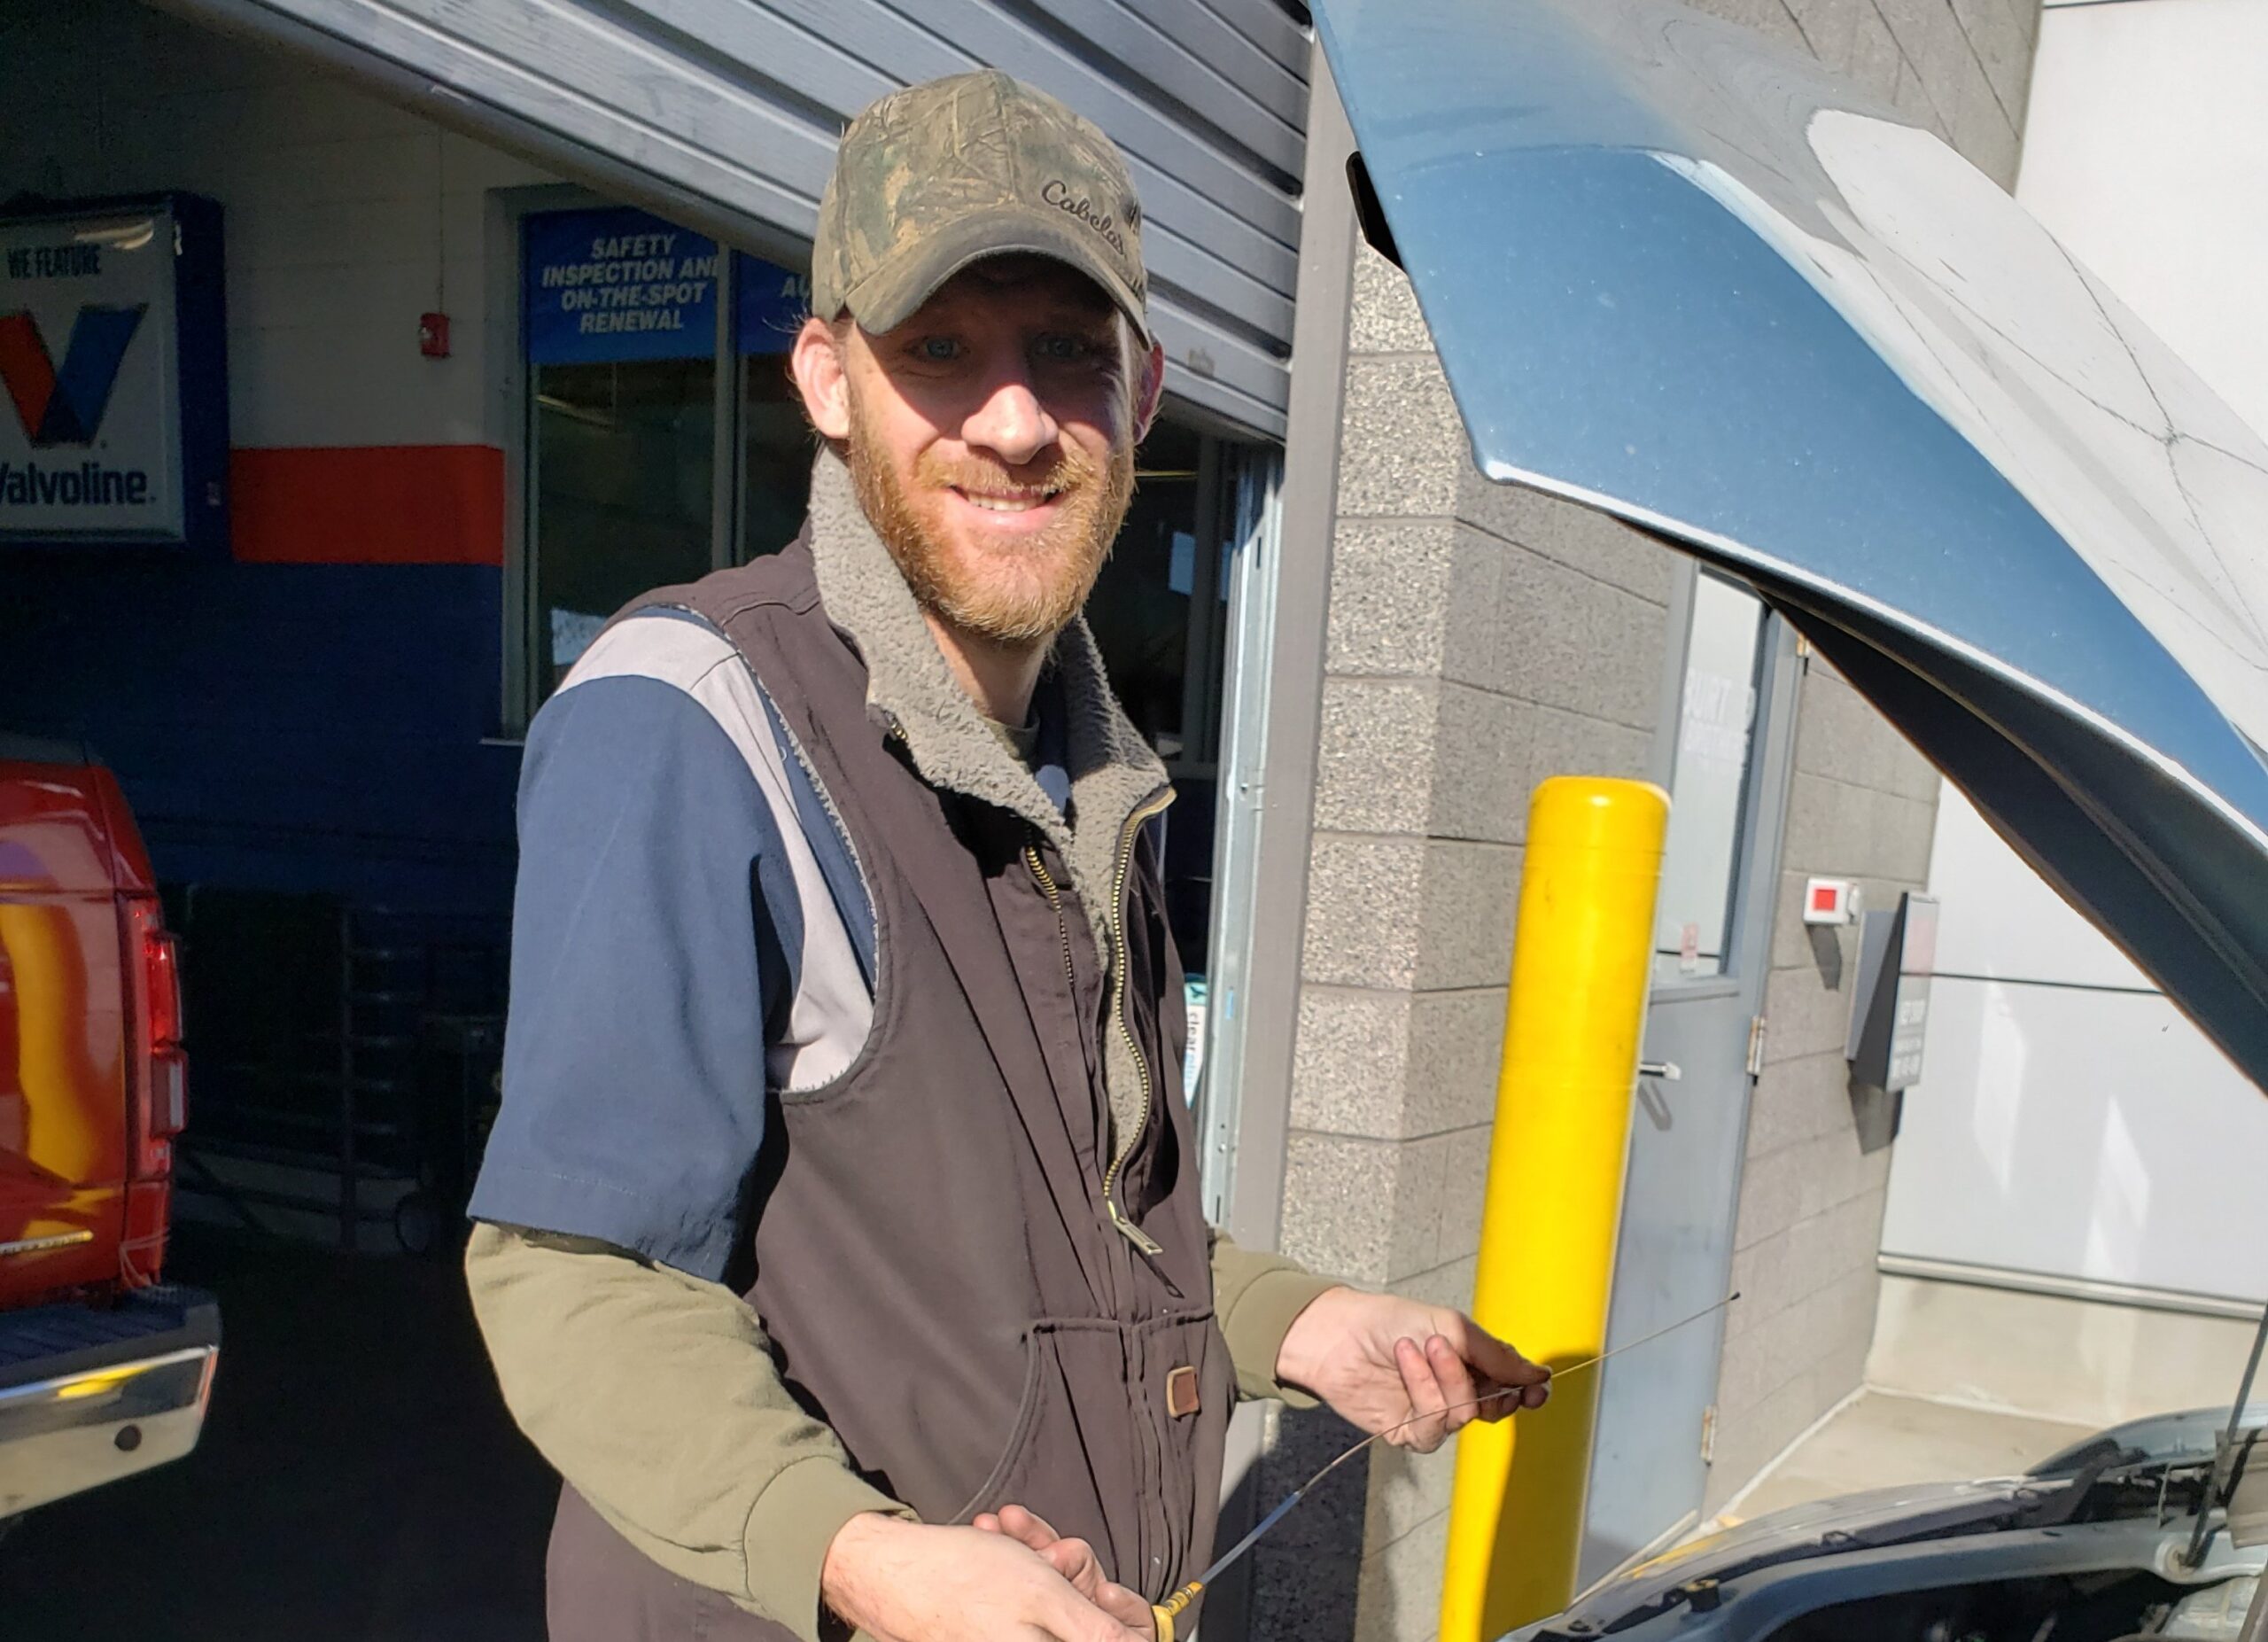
[[804, 447, 1169, 962]]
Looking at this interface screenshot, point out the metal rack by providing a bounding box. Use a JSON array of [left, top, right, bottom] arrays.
[[170, 890, 506, 1255]]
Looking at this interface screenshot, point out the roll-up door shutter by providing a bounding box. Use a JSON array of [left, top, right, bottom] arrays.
[[158, 0, 1309, 437]]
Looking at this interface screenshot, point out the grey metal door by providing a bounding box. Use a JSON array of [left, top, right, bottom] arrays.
[[1579, 571, 1800, 1587]]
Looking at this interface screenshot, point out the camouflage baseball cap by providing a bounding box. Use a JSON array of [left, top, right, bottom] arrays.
[[812, 70, 1150, 343]]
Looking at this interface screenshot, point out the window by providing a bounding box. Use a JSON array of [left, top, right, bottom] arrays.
[[517, 203, 810, 716], [1654, 573, 1769, 977], [1087, 424, 1241, 970], [738, 261, 819, 562]]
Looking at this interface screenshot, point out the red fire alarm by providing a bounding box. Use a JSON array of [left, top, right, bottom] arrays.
[[1803, 877, 1862, 927], [419, 311, 451, 358]]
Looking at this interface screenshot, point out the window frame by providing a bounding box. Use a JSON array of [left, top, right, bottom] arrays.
[[501, 194, 800, 734], [494, 182, 619, 736]]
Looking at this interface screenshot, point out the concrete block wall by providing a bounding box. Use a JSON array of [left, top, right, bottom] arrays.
[[1256, 237, 1677, 1642], [1261, 4, 2040, 1637], [1684, 0, 2035, 190]]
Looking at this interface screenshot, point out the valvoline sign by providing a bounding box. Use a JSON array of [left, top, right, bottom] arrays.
[[0, 195, 229, 549], [0, 304, 144, 447]]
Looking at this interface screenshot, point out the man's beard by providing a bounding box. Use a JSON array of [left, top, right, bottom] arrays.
[[845, 397, 1135, 649]]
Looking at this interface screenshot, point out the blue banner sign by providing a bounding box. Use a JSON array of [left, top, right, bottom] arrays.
[[736, 259, 812, 356], [525, 206, 718, 365], [525, 205, 812, 366]]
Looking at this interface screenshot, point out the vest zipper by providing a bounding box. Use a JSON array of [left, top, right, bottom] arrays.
[[1102, 789, 1175, 1257], [1022, 842, 1080, 994], [1029, 832, 1183, 1294]]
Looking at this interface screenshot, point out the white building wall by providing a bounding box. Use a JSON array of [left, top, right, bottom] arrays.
[[1881, 790, 2268, 1303], [2, 1, 554, 454], [1878, 0, 2268, 1389]]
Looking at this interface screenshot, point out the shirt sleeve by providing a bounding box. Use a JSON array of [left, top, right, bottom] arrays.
[[1208, 1230, 1344, 1407], [464, 1224, 913, 1642], [466, 666, 788, 1280]]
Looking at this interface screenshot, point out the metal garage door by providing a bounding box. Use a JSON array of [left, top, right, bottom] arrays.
[[151, 0, 1310, 438]]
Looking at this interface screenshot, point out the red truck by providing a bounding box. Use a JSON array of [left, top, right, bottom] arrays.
[[0, 732, 218, 1521]]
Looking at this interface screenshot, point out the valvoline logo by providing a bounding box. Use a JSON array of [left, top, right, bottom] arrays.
[[0, 304, 145, 447]]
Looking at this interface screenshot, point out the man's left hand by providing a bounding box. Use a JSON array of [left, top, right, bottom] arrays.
[[972, 1505, 1154, 1634], [1273, 1288, 1550, 1453]]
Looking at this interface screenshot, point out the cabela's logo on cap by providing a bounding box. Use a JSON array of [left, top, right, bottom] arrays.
[[1040, 180, 1131, 259]]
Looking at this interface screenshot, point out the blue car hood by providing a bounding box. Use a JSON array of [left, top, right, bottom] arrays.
[[1311, 0, 2268, 1089]]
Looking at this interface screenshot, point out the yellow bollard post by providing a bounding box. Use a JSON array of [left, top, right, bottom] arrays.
[[1438, 776, 1668, 1642]]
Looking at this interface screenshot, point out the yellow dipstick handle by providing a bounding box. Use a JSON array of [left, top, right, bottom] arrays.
[[1153, 1587, 1194, 1642]]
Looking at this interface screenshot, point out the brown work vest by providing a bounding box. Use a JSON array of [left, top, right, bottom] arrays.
[[545, 537, 1233, 1640]]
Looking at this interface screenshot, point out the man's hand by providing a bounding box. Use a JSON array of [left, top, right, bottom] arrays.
[[1274, 1288, 1550, 1453], [974, 1505, 1154, 1633], [820, 1512, 1148, 1642]]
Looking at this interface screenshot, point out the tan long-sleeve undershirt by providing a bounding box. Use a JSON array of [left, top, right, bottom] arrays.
[[464, 1222, 1335, 1642]]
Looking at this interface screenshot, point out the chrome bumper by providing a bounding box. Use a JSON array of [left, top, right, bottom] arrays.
[[0, 1288, 221, 1515]]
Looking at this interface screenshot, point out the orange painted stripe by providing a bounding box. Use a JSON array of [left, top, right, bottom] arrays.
[[229, 446, 505, 566]]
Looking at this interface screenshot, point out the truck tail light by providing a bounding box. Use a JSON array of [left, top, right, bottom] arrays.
[[142, 907, 181, 1047], [120, 893, 185, 1284]]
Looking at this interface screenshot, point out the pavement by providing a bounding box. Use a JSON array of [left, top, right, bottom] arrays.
[[0, 1224, 556, 1640], [1711, 1389, 2097, 1526]]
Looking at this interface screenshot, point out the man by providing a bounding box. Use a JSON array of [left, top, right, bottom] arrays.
[[466, 69, 1550, 1642]]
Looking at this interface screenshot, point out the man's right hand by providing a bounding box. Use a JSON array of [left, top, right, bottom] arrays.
[[820, 1512, 1150, 1642]]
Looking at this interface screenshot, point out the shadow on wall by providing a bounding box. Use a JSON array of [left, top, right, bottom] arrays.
[[1806, 925, 1845, 992], [1244, 1404, 1373, 1642], [1806, 915, 1900, 1155]]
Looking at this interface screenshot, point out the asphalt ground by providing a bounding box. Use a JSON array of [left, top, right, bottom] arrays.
[[0, 1223, 556, 1640]]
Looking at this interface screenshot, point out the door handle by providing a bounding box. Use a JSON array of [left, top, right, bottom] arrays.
[[1637, 1060, 1682, 1081]]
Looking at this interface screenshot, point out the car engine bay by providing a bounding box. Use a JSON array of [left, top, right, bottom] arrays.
[[1773, 1568, 2260, 1642]]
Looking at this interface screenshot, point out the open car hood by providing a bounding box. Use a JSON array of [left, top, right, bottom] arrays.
[[1504, 1406, 2248, 1638], [1310, 0, 2268, 1091]]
